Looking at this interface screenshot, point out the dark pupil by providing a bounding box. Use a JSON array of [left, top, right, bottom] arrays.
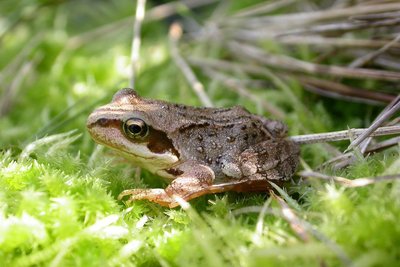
[[129, 124, 142, 134]]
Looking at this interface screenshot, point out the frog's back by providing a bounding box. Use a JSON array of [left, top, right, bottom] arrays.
[[169, 106, 280, 178]]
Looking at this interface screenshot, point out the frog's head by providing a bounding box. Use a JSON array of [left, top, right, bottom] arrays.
[[87, 88, 179, 173]]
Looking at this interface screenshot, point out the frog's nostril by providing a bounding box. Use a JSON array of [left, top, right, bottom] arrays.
[[86, 114, 108, 128], [96, 118, 108, 126]]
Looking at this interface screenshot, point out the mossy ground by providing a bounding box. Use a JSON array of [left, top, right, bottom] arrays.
[[1, 1, 399, 266]]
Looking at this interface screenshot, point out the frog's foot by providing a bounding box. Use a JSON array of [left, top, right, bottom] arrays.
[[118, 189, 177, 207], [118, 179, 212, 208], [119, 161, 216, 208]]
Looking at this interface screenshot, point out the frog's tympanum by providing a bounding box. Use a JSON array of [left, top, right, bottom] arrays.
[[87, 88, 300, 208]]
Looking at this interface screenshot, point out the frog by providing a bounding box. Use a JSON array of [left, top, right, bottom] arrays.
[[86, 88, 300, 208]]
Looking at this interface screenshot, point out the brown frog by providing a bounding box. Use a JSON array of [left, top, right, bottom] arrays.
[[86, 88, 300, 208]]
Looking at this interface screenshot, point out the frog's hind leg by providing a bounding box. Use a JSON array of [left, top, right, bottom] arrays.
[[118, 161, 216, 208], [239, 139, 300, 182], [118, 175, 277, 208]]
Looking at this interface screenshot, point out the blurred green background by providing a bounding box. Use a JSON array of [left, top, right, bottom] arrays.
[[1, 0, 400, 266]]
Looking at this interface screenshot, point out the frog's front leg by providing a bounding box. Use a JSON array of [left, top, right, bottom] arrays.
[[118, 161, 215, 208]]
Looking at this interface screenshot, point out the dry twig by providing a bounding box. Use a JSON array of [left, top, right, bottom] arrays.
[[229, 42, 400, 81], [226, 2, 400, 27], [346, 97, 400, 151], [201, 68, 285, 118], [366, 136, 400, 153], [233, 0, 296, 18], [270, 191, 310, 242], [299, 170, 400, 187], [291, 125, 400, 144], [241, 35, 400, 49], [279, 18, 400, 36], [130, 0, 147, 88], [317, 135, 400, 170], [295, 76, 395, 104], [358, 95, 400, 153], [169, 23, 213, 107], [349, 34, 400, 68]]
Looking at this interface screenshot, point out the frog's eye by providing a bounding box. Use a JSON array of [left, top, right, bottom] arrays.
[[123, 118, 149, 139]]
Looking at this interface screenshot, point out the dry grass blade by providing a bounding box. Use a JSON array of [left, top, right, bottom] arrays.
[[358, 95, 400, 153], [254, 198, 273, 241], [291, 125, 400, 144], [188, 56, 307, 110], [247, 35, 400, 49], [270, 191, 310, 242], [295, 76, 396, 104], [374, 56, 400, 71], [366, 136, 400, 153], [169, 23, 213, 107], [346, 96, 400, 152], [350, 11, 400, 21], [299, 170, 400, 187], [201, 68, 285, 118], [280, 17, 400, 36], [317, 134, 400, 170], [349, 34, 400, 68], [315, 96, 400, 169], [229, 42, 400, 81], [233, 0, 296, 18], [129, 0, 147, 88], [189, 57, 266, 75], [227, 2, 400, 26]]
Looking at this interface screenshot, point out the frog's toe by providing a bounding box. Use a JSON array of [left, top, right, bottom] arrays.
[[118, 188, 177, 207], [117, 189, 142, 200]]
